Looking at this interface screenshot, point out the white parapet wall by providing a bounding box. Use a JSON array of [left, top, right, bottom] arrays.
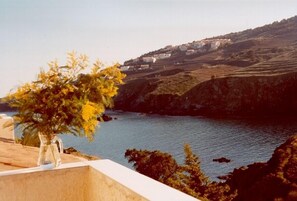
[[0, 114, 15, 141], [0, 160, 199, 201]]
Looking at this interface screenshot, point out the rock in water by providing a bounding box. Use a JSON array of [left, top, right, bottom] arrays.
[[97, 114, 113, 122], [213, 157, 231, 163]]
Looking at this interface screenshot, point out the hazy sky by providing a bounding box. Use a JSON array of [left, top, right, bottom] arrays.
[[1, 0, 297, 97]]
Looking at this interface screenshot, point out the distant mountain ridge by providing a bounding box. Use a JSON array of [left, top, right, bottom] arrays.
[[114, 15, 297, 116], [216, 16, 297, 42]]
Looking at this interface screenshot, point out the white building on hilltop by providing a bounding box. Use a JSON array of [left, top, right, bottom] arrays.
[[119, 66, 133, 72], [210, 41, 221, 51], [179, 45, 188, 51], [140, 64, 150, 70], [154, 53, 171, 59], [192, 41, 206, 49], [186, 49, 197, 55], [142, 57, 156, 63]]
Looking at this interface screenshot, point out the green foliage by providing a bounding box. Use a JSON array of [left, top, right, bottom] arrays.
[[126, 144, 207, 200], [19, 131, 40, 147], [125, 149, 178, 183], [168, 144, 209, 198], [182, 144, 209, 191], [205, 182, 237, 201], [5, 52, 126, 142], [161, 144, 211, 199], [125, 144, 235, 201], [225, 135, 297, 201]]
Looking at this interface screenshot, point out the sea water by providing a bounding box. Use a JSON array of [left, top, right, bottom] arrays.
[[61, 111, 297, 180]]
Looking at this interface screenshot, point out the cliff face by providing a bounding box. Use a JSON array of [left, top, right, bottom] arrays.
[[227, 135, 297, 201], [115, 72, 297, 116], [114, 16, 297, 117], [180, 72, 297, 116]]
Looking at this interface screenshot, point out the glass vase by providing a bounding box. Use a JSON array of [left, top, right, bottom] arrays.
[[37, 133, 63, 169]]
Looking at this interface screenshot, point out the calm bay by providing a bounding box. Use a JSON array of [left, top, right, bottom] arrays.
[[60, 111, 297, 180]]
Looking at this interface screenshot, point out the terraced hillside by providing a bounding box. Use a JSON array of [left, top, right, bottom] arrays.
[[115, 16, 297, 116], [228, 51, 297, 77]]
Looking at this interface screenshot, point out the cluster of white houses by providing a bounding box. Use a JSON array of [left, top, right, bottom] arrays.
[[179, 39, 231, 55], [119, 64, 152, 72], [120, 53, 172, 72], [119, 38, 231, 72], [142, 53, 171, 63]]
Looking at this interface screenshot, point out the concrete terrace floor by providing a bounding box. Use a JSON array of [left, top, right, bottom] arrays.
[[0, 138, 86, 171]]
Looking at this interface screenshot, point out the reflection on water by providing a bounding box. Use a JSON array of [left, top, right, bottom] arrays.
[[9, 111, 297, 180]]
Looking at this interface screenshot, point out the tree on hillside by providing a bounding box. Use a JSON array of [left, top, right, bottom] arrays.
[[174, 144, 209, 196]]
